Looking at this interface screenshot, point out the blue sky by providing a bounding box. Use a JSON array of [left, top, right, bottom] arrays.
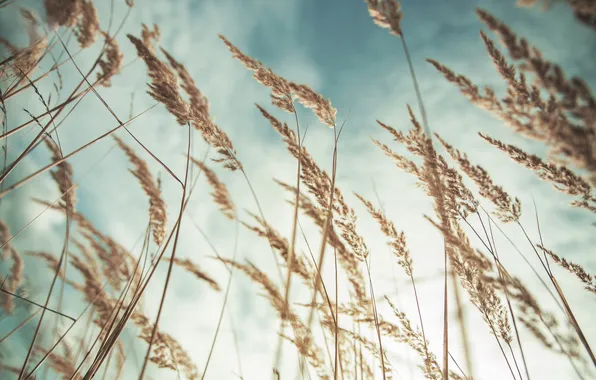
[[1, 0, 595, 379]]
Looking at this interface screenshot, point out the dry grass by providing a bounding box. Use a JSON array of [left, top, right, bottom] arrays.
[[0, 1, 594, 380]]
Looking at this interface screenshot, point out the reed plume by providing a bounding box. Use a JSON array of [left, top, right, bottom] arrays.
[[364, 0, 403, 37], [44, 137, 77, 212], [165, 257, 221, 292], [190, 158, 235, 219], [0, 221, 23, 314], [221, 36, 336, 127], [114, 135, 167, 246], [127, 34, 191, 125], [538, 245, 596, 295], [436, 134, 522, 223], [480, 133, 596, 213], [97, 32, 123, 87]]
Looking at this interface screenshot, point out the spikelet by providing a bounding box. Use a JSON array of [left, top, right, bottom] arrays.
[[74, 1, 99, 48], [289, 83, 337, 128], [261, 106, 369, 307], [97, 31, 123, 87], [162, 49, 209, 117], [42, 338, 81, 380], [494, 274, 583, 361], [436, 134, 522, 223], [0, 221, 23, 314], [221, 36, 336, 127], [385, 302, 440, 379], [165, 257, 221, 291], [32, 199, 139, 290], [114, 136, 167, 246], [69, 254, 115, 326], [4, 37, 47, 84], [538, 245, 596, 295], [131, 311, 201, 379], [364, 0, 403, 36], [127, 34, 191, 125], [355, 194, 413, 276], [277, 180, 369, 311], [44, 0, 81, 28], [141, 24, 161, 53], [152, 46, 241, 170], [190, 158, 236, 219], [218, 258, 329, 379], [480, 133, 596, 213], [71, 238, 101, 279], [44, 137, 77, 212], [219, 35, 294, 114], [0, 220, 14, 260], [520, 0, 595, 31], [430, 9, 596, 183], [242, 211, 312, 283], [376, 109, 514, 347], [258, 104, 367, 265]]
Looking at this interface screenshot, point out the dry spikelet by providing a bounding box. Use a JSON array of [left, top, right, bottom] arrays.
[[190, 158, 236, 219], [519, 0, 596, 30], [165, 256, 221, 291], [114, 136, 167, 246], [5, 37, 47, 84], [32, 199, 139, 290], [364, 0, 403, 36], [74, 0, 99, 48], [0, 221, 23, 314], [82, 231, 125, 290], [333, 326, 394, 379], [40, 337, 81, 380], [480, 133, 596, 213], [259, 105, 369, 271], [220, 35, 294, 114], [289, 82, 337, 128], [427, 49, 596, 186], [221, 35, 336, 127], [131, 312, 200, 379], [141, 23, 161, 52], [162, 48, 210, 117], [355, 194, 413, 276], [44, 0, 81, 28], [430, 9, 596, 183], [157, 47, 240, 170], [44, 137, 77, 212], [433, 220, 510, 346], [25, 251, 61, 273], [97, 31, 123, 87], [71, 238, 101, 279], [538, 245, 596, 294], [219, 258, 329, 379], [495, 274, 583, 361], [384, 297, 443, 380], [277, 181, 369, 311], [69, 253, 116, 328], [376, 115, 514, 347], [436, 134, 522, 222], [242, 211, 312, 283], [0, 220, 14, 260], [127, 34, 191, 125]]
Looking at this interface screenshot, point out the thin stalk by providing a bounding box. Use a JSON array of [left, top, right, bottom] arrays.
[[201, 214, 239, 379], [138, 123, 191, 380]]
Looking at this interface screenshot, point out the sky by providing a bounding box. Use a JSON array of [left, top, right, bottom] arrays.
[[1, 0, 595, 379]]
